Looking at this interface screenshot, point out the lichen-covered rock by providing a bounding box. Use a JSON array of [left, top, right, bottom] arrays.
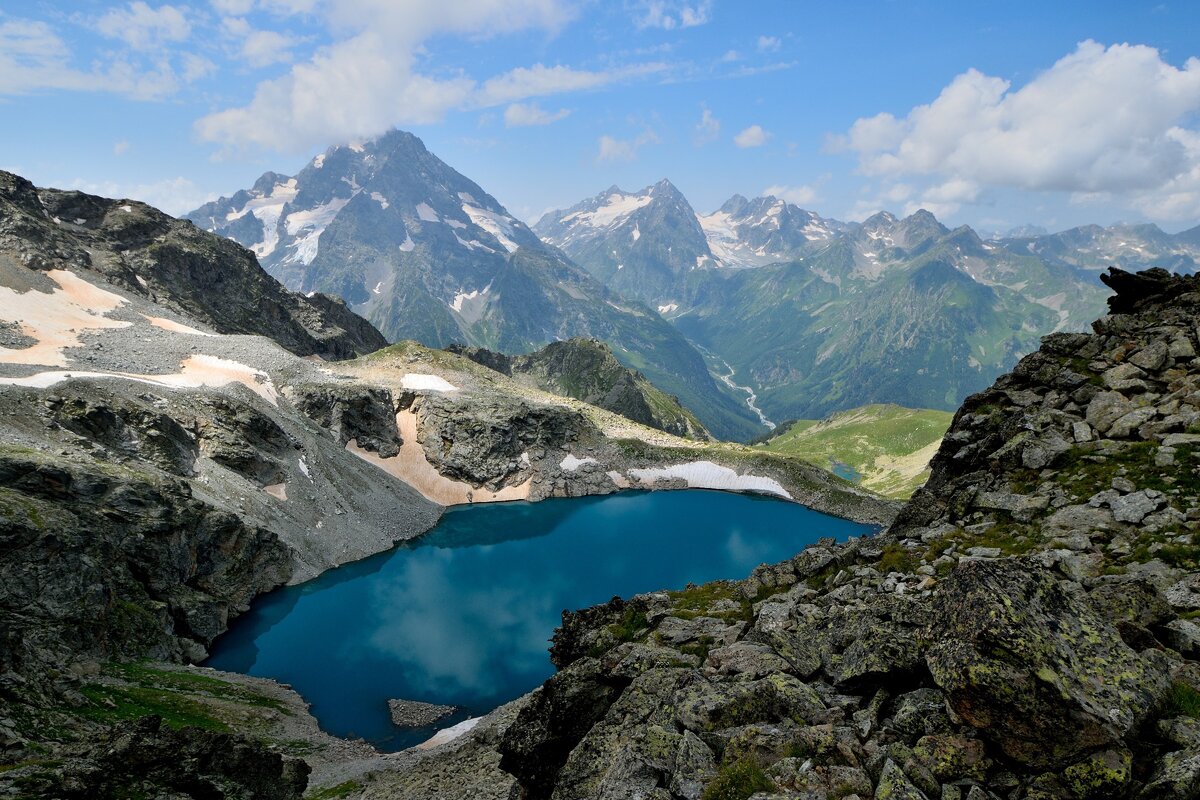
[[926, 558, 1169, 768]]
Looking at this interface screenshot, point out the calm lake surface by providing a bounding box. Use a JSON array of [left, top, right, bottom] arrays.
[[206, 490, 875, 751]]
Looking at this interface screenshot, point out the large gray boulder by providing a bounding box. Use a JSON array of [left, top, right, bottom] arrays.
[[926, 558, 1170, 769]]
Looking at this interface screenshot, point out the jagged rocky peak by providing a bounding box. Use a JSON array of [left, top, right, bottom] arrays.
[[424, 266, 1200, 800]]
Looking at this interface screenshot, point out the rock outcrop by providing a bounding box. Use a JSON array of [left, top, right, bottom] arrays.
[[449, 338, 711, 440], [364, 268, 1200, 800], [0, 170, 386, 360]]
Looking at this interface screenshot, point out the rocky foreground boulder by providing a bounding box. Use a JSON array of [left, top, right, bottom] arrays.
[[365, 268, 1200, 799]]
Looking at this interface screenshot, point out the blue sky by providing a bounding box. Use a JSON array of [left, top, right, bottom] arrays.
[[3, 1, 1200, 234]]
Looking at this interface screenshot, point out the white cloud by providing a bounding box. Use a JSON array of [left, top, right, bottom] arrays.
[[478, 63, 661, 105], [113, 139, 131, 156], [96, 2, 191, 51], [504, 102, 570, 126], [196, 1, 665, 152], [694, 106, 719, 145], [836, 41, 1200, 220], [757, 35, 780, 52], [0, 18, 193, 100], [596, 130, 659, 163], [633, 1, 712, 30], [65, 176, 217, 217], [240, 29, 300, 66], [763, 183, 818, 206], [720, 49, 738, 62], [211, 0, 255, 13], [734, 124, 770, 148]]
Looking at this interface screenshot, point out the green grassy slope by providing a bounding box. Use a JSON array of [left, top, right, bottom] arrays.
[[754, 403, 953, 498]]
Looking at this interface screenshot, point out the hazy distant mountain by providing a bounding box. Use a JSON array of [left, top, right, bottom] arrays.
[[536, 185, 1113, 421], [187, 130, 763, 440], [1000, 222, 1200, 275]]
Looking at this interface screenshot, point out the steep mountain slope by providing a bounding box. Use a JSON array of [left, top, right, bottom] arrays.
[[374, 267, 1200, 800], [532, 180, 714, 306], [449, 337, 710, 440], [754, 403, 953, 498], [187, 131, 761, 441]]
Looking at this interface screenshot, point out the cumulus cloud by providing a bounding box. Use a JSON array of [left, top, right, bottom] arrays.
[[196, 1, 664, 152], [239, 29, 301, 66], [96, 2, 191, 51], [734, 124, 769, 148], [596, 130, 659, 163], [633, 1, 712, 30], [756, 35, 780, 52], [834, 41, 1200, 220], [763, 183, 819, 206], [504, 102, 570, 126], [694, 106, 719, 145]]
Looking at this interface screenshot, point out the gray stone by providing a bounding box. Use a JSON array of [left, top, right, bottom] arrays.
[[1129, 340, 1170, 371], [1166, 575, 1200, 611], [1086, 390, 1137, 434], [975, 491, 1049, 522], [1164, 619, 1200, 658], [876, 759, 929, 800], [1072, 420, 1094, 443], [1107, 406, 1157, 438], [1103, 362, 1145, 387], [1111, 489, 1164, 524], [1169, 335, 1196, 359], [1163, 432, 1200, 447]]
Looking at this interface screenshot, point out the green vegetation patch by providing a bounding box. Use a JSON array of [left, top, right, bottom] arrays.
[[1165, 681, 1200, 719], [68, 662, 289, 733], [667, 581, 751, 622], [753, 404, 952, 499], [307, 781, 364, 800], [700, 758, 776, 800]]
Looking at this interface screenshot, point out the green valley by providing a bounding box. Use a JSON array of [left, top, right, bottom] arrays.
[[754, 403, 954, 498]]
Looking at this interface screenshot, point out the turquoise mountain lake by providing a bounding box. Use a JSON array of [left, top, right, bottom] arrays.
[[205, 489, 876, 751]]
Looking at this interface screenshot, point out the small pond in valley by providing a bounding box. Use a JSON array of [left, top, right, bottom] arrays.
[[206, 489, 876, 751]]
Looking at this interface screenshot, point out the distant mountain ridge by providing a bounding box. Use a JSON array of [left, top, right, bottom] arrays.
[[536, 180, 1124, 422], [187, 130, 763, 441]]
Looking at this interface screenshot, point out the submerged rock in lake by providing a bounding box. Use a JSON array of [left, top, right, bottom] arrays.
[[389, 699, 458, 728]]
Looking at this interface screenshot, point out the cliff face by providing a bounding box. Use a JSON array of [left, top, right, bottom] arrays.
[[372, 268, 1200, 800]]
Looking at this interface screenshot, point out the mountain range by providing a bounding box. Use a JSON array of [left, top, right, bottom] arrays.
[[535, 180, 1156, 421], [188, 128, 1199, 439], [186, 131, 761, 441]]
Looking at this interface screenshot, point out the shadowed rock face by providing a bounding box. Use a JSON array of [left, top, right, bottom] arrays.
[[7, 716, 310, 800], [374, 268, 1200, 800]]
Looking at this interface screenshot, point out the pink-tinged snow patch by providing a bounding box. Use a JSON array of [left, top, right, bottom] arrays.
[[416, 717, 481, 750], [0, 269, 131, 366], [141, 314, 216, 336], [400, 373, 458, 392], [0, 355, 279, 406], [626, 461, 791, 499]]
